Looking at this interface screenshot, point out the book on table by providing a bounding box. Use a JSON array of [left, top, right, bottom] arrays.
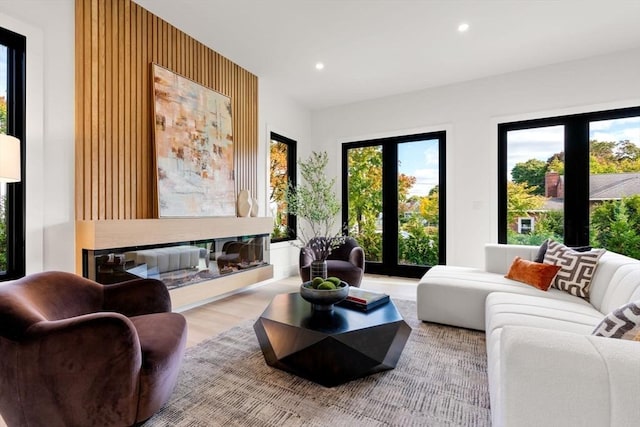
[[338, 287, 390, 311]]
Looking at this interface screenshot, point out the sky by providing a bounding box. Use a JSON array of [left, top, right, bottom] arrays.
[[397, 117, 640, 197], [507, 117, 640, 179], [398, 139, 439, 197]]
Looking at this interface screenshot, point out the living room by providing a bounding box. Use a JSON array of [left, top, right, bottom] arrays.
[[0, 0, 638, 275], [0, 0, 640, 426]]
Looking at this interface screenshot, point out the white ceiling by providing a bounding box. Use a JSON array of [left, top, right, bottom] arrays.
[[134, 0, 640, 111]]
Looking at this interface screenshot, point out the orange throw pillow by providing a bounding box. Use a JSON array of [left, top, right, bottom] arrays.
[[505, 256, 562, 291]]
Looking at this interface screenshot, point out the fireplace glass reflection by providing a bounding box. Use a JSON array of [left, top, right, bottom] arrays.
[[83, 234, 270, 289]]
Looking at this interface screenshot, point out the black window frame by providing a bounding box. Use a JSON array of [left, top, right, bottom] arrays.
[[0, 27, 26, 281], [498, 105, 640, 247], [269, 132, 297, 243], [342, 131, 446, 278]]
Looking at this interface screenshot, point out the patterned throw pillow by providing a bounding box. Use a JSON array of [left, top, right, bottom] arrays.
[[543, 239, 605, 299], [592, 300, 640, 340]]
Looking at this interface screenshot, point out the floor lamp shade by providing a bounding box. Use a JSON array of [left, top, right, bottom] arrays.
[[0, 134, 21, 182]]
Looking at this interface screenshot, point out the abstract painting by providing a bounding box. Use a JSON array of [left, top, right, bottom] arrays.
[[152, 64, 235, 217]]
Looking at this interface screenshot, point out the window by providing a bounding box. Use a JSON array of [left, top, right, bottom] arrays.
[[269, 132, 296, 242], [499, 106, 640, 259], [0, 27, 25, 280], [343, 131, 446, 278], [517, 217, 534, 234]]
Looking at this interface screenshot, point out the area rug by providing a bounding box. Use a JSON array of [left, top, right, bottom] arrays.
[[145, 299, 490, 426]]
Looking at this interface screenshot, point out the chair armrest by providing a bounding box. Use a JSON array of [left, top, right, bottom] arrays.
[[20, 313, 141, 425], [497, 326, 640, 427], [103, 278, 171, 315], [348, 246, 364, 269]]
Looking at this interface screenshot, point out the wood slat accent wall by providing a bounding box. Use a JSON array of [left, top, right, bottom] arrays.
[[75, 0, 258, 220]]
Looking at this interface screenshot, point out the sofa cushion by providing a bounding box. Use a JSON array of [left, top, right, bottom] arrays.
[[543, 239, 605, 299], [505, 256, 561, 291], [592, 254, 640, 314], [485, 292, 602, 337], [417, 265, 594, 331], [592, 300, 640, 340]]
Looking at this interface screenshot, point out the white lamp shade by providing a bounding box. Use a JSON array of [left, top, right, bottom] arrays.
[[0, 134, 21, 182]]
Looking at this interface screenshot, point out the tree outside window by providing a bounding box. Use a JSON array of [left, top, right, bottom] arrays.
[[269, 133, 296, 242]]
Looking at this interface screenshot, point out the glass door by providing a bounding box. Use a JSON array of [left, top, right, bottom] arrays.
[[397, 139, 441, 267], [343, 132, 446, 278]]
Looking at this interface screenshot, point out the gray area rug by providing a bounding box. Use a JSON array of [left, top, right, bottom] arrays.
[[146, 299, 490, 426]]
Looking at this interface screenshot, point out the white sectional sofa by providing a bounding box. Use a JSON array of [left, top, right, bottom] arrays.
[[417, 244, 640, 427]]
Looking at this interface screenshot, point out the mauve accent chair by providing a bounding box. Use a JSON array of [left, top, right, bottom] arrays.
[[299, 237, 365, 287], [0, 271, 187, 427]]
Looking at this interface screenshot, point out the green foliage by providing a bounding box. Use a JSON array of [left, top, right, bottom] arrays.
[[354, 216, 382, 262], [419, 186, 439, 225], [398, 218, 439, 266], [506, 181, 545, 226], [286, 151, 344, 259], [269, 140, 290, 239], [347, 146, 382, 235], [590, 196, 640, 259], [536, 210, 564, 237], [0, 98, 6, 135], [511, 159, 547, 196]]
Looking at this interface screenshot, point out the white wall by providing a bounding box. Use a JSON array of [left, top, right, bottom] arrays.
[[2, 0, 638, 277], [311, 48, 640, 268], [0, 0, 75, 274], [0, 1, 313, 280], [258, 78, 312, 279]]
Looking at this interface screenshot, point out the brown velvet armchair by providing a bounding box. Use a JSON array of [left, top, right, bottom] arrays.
[[299, 237, 365, 287], [0, 271, 187, 427]]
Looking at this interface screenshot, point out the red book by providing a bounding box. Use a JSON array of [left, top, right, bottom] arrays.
[[338, 288, 390, 311]]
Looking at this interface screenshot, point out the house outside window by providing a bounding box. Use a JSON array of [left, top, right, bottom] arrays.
[[517, 217, 534, 234], [269, 132, 296, 242], [499, 106, 640, 259]]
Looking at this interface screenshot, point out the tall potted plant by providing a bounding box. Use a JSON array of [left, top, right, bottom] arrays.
[[287, 151, 345, 278]]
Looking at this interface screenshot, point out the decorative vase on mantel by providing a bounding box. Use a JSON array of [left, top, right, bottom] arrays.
[[310, 260, 328, 280]]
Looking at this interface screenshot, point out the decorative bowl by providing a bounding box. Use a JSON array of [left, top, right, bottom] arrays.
[[300, 280, 349, 311]]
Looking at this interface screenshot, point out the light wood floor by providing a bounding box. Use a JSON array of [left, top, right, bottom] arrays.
[[181, 274, 419, 347]]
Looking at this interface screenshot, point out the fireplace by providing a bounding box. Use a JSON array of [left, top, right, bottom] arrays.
[[76, 217, 274, 309], [84, 233, 270, 289]]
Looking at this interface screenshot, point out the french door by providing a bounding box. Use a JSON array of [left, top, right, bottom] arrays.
[[342, 131, 446, 278]]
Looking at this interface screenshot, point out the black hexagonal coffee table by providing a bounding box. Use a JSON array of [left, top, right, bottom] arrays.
[[253, 292, 411, 387]]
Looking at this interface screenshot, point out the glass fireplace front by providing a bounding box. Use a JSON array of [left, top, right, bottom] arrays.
[[83, 233, 270, 289]]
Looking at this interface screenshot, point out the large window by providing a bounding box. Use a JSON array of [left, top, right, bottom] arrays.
[[0, 27, 25, 280], [499, 106, 640, 258], [269, 132, 296, 242], [343, 131, 446, 278]]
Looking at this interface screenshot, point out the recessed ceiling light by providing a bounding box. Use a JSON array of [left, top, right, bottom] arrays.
[[315, 62, 325, 70], [458, 22, 470, 33]]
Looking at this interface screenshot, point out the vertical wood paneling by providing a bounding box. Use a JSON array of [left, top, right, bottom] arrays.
[[75, 0, 258, 220]]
